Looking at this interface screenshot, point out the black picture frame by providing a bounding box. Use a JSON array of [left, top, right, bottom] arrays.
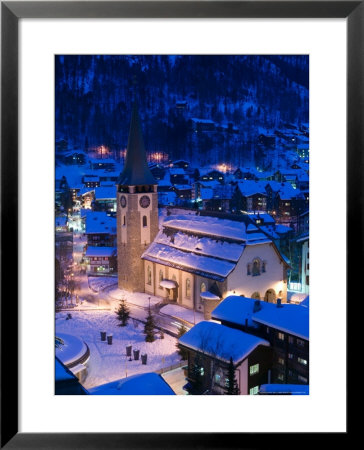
[[1, 1, 357, 448]]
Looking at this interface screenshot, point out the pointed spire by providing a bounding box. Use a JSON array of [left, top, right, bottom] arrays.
[[117, 102, 156, 186]]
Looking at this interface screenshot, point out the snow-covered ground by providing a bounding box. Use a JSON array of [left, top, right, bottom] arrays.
[[88, 276, 117, 292], [107, 288, 161, 308], [160, 304, 204, 326], [56, 309, 181, 389]]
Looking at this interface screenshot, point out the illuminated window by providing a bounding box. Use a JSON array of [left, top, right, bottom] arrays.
[[288, 353, 294, 359], [249, 386, 259, 395], [278, 357, 285, 365], [200, 282, 206, 293], [249, 364, 259, 375], [298, 357, 307, 366], [278, 332, 285, 341]]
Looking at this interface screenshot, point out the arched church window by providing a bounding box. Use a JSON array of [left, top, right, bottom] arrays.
[[200, 282, 206, 293], [147, 266, 152, 285], [186, 279, 191, 298], [123, 216, 126, 226], [143, 215, 147, 227], [252, 259, 261, 276], [159, 270, 163, 284]]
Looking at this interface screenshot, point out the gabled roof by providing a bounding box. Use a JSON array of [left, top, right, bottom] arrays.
[[212, 296, 309, 340], [117, 102, 156, 186], [88, 373, 175, 395], [179, 321, 269, 364]]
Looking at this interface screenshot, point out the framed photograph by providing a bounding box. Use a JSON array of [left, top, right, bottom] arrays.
[[1, 1, 356, 447]]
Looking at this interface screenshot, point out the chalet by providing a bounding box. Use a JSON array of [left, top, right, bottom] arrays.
[[189, 118, 215, 132], [171, 160, 190, 169], [179, 321, 272, 395], [203, 184, 233, 213], [89, 158, 116, 172], [233, 167, 258, 181], [199, 169, 224, 183], [232, 181, 268, 213], [93, 186, 117, 213], [85, 246, 117, 274], [169, 168, 189, 185], [85, 211, 117, 248], [172, 185, 193, 201], [150, 164, 166, 181], [211, 295, 309, 386], [62, 150, 87, 166], [83, 175, 100, 188], [141, 214, 289, 319]]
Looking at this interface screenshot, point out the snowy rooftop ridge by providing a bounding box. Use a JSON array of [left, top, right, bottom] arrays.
[[162, 214, 247, 242], [154, 229, 245, 263], [142, 242, 235, 281], [179, 321, 270, 364], [88, 373, 175, 395], [212, 296, 309, 340]]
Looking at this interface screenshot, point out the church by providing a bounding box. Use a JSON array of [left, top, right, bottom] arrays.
[[117, 104, 289, 318]]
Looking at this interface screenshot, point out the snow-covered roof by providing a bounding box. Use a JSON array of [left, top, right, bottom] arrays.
[[154, 229, 245, 262], [259, 384, 309, 395], [212, 296, 260, 327], [212, 295, 309, 340], [162, 215, 247, 242], [200, 291, 220, 300], [55, 333, 89, 367], [248, 213, 275, 224], [84, 176, 100, 183], [88, 373, 175, 395], [179, 321, 269, 364], [94, 186, 116, 200], [253, 303, 309, 340], [85, 211, 116, 235], [159, 279, 178, 289], [142, 242, 236, 281], [85, 246, 116, 257], [236, 180, 267, 197], [55, 217, 68, 227]]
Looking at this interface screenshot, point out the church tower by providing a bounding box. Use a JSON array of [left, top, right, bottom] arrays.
[[116, 102, 159, 292]]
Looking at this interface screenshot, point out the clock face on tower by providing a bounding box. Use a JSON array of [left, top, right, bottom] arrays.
[[139, 195, 150, 208], [120, 195, 127, 208]]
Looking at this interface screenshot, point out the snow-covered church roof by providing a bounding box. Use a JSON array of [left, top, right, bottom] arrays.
[[142, 214, 279, 281]]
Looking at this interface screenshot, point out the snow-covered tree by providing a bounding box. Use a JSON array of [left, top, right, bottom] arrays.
[[115, 298, 130, 327]]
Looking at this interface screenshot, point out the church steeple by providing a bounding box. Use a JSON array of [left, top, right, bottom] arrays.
[[117, 102, 156, 186]]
